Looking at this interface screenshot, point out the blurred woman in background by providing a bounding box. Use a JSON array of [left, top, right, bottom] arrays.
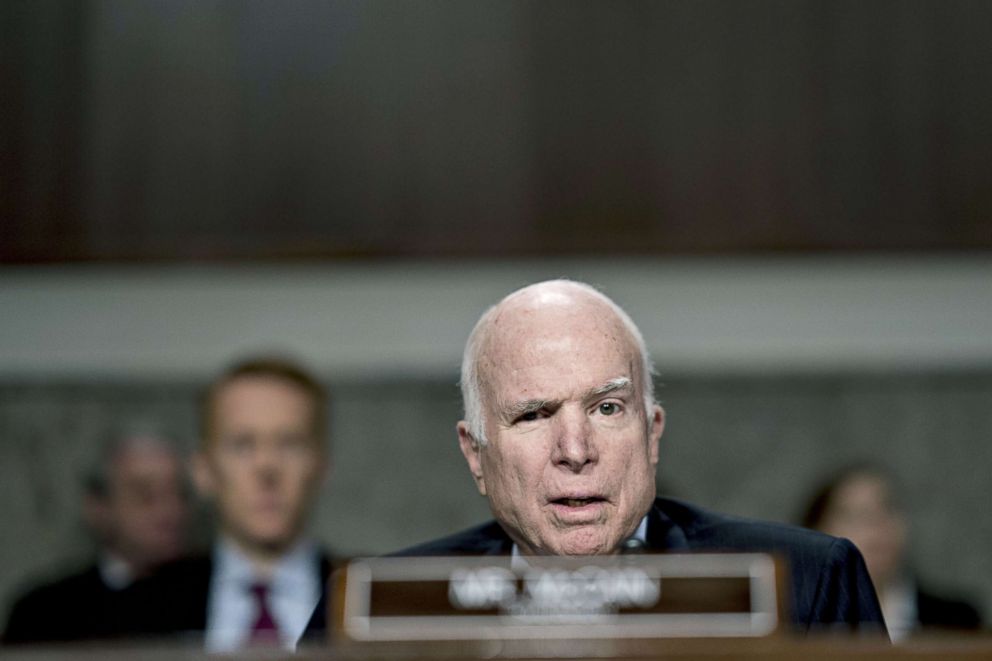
[[802, 464, 982, 641]]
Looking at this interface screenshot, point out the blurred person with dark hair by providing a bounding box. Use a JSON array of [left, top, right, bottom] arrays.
[[128, 357, 332, 651], [3, 426, 188, 644], [802, 464, 982, 641]]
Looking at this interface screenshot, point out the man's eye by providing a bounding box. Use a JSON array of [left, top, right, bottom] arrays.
[[227, 436, 253, 453], [279, 434, 312, 454], [517, 411, 540, 423], [598, 402, 621, 416]]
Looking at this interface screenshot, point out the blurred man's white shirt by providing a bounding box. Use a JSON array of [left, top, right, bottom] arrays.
[[204, 536, 321, 652]]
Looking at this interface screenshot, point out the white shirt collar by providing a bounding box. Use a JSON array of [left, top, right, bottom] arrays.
[[206, 536, 322, 652], [213, 535, 318, 590], [98, 551, 136, 591], [879, 574, 918, 643]]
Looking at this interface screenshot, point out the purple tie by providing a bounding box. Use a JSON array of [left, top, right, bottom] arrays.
[[248, 582, 280, 647]]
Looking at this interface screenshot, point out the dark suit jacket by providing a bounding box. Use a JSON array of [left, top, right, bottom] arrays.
[[3, 564, 137, 645], [916, 586, 983, 631], [304, 497, 887, 639], [125, 548, 333, 645]]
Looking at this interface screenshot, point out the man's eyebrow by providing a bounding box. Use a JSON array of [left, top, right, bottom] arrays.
[[587, 377, 633, 398], [496, 378, 632, 421], [501, 398, 554, 420]]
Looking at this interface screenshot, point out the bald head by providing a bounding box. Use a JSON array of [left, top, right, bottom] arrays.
[[461, 280, 656, 445]]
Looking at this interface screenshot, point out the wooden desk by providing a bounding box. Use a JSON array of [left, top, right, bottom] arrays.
[[6, 635, 992, 661]]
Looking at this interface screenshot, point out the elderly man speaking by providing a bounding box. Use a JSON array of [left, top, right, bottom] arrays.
[[450, 278, 666, 558], [307, 279, 885, 637]]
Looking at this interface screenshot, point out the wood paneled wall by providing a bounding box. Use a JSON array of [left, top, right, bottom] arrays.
[[3, 1, 991, 263]]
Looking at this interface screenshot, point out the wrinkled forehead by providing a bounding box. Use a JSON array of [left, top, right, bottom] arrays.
[[476, 295, 642, 399]]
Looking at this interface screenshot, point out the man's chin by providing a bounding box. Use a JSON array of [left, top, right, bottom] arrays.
[[238, 525, 300, 553], [544, 528, 619, 556]]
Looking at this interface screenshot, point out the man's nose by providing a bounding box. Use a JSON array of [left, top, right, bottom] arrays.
[[252, 443, 282, 480], [156, 489, 187, 519], [551, 407, 598, 471]]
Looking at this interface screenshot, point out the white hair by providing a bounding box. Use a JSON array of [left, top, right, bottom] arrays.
[[85, 422, 180, 497], [460, 280, 656, 445]]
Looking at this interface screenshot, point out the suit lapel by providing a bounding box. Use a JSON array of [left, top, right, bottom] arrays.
[[473, 522, 514, 555], [646, 498, 690, 552]]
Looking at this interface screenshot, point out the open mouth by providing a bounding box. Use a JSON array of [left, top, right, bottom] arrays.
[[552, 496, 605, 508]]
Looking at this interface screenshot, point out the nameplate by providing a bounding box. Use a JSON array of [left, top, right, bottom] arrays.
[[333, 553, 781, 642]]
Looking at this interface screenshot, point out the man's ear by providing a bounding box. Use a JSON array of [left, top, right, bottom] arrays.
[[648, 404, 665, 468], [190, 449, 216, 499], [457, 421, 487, 496], [317, 453, 332, 488]]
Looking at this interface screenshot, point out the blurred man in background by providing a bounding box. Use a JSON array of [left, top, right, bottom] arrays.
[[129, 357, 332, 651], [3, 427, 188, 644], [803, 465, 983, 641]]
